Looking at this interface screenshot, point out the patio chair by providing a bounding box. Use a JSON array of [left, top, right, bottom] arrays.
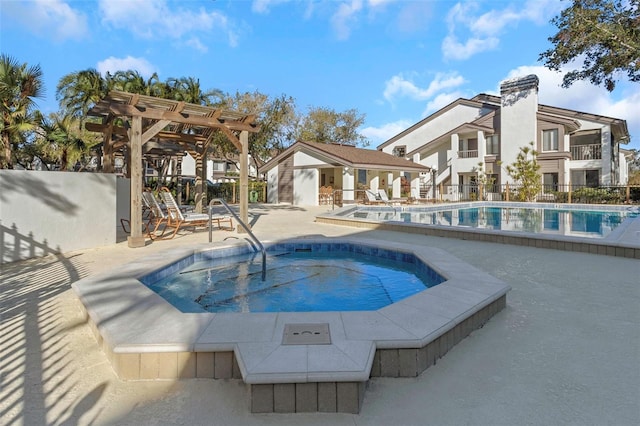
[[377, 189, 408, 205], [142, 190, 169, 239], [159, 187, 234, 239], [120, 190, 164, 236], [364, 190, 385, 205]]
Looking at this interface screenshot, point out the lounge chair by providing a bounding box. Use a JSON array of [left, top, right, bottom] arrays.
[[377, 189, 408, 205], [364, 190, 385, 205], [142, 190, 169, 239], [159, 187, 234, 239]]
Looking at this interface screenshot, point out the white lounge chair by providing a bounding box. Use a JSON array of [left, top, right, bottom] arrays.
[[377, 189, 408, 205], [142, 190, 169, 239], [364, 190, 385, 205], [159, 187, 233, 239]]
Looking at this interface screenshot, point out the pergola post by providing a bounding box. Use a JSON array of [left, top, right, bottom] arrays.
[[239, 130, 249, 232], [128, 115, 145, 248]]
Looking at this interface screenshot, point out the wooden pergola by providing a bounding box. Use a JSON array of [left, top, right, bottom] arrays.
[[86, 90, 259, 247]]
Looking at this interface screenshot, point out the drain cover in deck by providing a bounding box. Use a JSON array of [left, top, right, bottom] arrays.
[[282, 323, 331, 345]]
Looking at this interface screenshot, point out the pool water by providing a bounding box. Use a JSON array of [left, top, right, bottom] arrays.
[[351, 206, 638, 239], [145, 251, 443, 313]]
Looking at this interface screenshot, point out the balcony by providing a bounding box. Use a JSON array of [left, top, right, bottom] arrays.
[[458, 150, 478, 159], [570, 144, 601, 160]]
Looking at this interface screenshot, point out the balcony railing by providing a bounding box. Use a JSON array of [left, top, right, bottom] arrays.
[[458, 150, 478, 159], [570, 144, 601, 160]]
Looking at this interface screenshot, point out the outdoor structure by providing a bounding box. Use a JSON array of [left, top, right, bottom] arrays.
[[85, 91, 259, 247], [378, 74, 631, 200], [259, 140, 430, 206]]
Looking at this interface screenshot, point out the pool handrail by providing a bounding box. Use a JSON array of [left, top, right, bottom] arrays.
[[208, 198, 267, 281]]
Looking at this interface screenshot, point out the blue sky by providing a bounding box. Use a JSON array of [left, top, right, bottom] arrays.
[[2, 0, 639, 150]]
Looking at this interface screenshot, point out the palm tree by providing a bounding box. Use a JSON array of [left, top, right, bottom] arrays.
[[110, 70, 147, 94], [39, 112, 96, 170], [0, 54, 45, 168], [166, 76, 223, 105], [56, 68, 107, 121]]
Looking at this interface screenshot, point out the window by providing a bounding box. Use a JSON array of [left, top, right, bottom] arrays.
[[392, 146, 406, 157], [543, 172, 558, 191], [543, 129, 559, 151], [486, 135, 499, 155], [571, 169, 600, 187], [212, 161, 226, 172]]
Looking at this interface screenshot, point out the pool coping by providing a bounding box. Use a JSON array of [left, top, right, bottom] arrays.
[[71, 236, 511, 386], [317, 202, 640, 259]]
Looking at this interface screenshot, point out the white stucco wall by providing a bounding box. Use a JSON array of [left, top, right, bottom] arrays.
[[293, 168, 318, 205], [267, 167, 279, 203], [500, 86, 538, 185], [0, 170, 124, 263], [381, 104, 483, 155], [294, 151, 329, 167]]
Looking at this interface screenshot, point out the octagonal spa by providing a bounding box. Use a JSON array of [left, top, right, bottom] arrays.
[[72, 237, 511, 414]]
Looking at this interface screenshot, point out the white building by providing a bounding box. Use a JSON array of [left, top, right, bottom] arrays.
[[378, 75, 631, 199]]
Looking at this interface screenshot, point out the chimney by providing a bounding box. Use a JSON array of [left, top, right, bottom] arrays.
[[499, 74, 539, 185]]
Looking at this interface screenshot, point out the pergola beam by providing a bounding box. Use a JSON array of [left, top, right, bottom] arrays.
[[105, 103, 257, 132]]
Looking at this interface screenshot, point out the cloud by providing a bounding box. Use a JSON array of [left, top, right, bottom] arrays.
[[421, 91, 467, 117], [98, 0, 239, 48], [2, 0, 88, 41], [96, 56, 157, 78], [442, 0, 563, 61], [252, 0, 293, 14], [503, 65, 640, 149], [441, 35, 499, 61], [331, 0, 364, 40], [185, 37, 208, 53], [361, 119, 412, 144], [383, 72, 466, 102]]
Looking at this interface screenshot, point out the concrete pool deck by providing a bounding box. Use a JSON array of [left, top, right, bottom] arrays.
[[1, 204, 639, 425]]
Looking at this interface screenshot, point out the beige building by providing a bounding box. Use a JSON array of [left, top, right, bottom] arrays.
[[378, 75, 631, 199]]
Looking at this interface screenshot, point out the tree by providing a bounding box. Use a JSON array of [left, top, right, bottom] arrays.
[[539, 0, 640, 91], [505, 142, 542, 202], [56, 68, 109, 121], [165, 76, 223, 105], [37, 112, 100, 170], [214, 91, 298, 170], [294, 106, 369, 147], [0, 54, 45, 168]]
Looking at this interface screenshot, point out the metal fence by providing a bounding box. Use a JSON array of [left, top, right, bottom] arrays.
[[424, 183, 640, 205]]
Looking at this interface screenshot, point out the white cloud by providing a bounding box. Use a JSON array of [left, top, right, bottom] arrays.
[[98, 0, 238, 48], [361, 120, 412, 144], [330, 0, 364, 40], [3, 0, 88, 41], [383, 72, 466, 102], [252, 0, 292, 14], [96, 56, 157, 78], [185, 37, 208, 53], [442, 0, 563, 61], [422, 91, 466, 117], [441, 34, 499, 61]]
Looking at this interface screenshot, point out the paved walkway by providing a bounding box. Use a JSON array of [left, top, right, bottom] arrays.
[[1, 205, 639, 425]]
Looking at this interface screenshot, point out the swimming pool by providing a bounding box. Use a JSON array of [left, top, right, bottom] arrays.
[[142, 243, 445, 313], [317, 202, 640, 259], [349, 205, 638, 239]]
